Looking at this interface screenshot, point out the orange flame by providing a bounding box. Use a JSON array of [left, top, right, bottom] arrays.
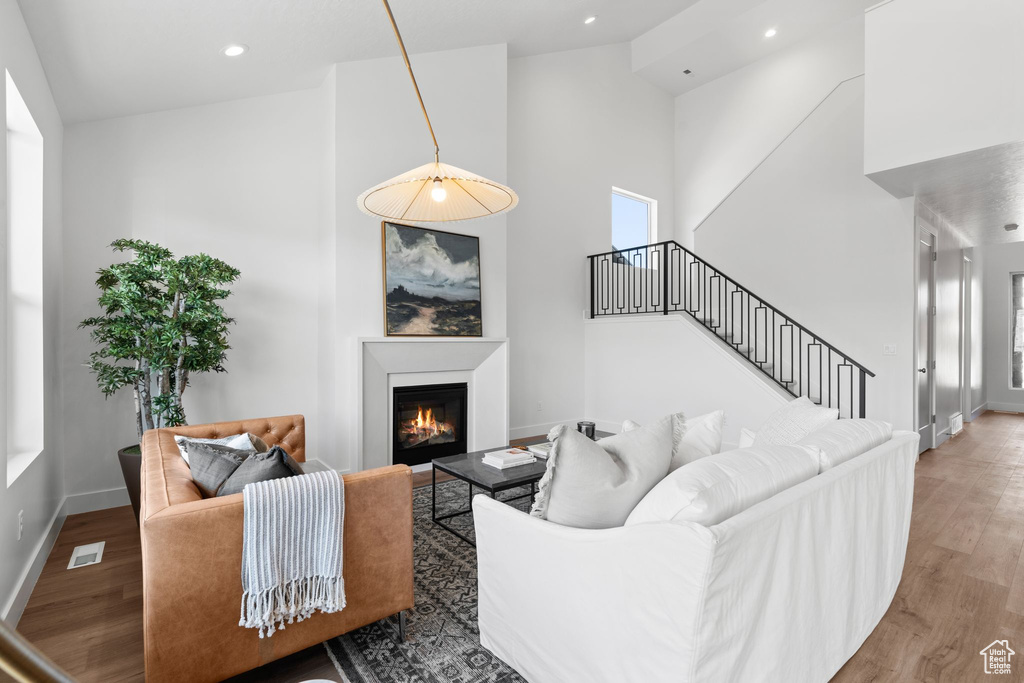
[[406, 406, 447, 437]]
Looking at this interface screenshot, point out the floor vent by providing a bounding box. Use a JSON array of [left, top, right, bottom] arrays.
[[950, 412, 964, 437], [67, 541, 105, 570]]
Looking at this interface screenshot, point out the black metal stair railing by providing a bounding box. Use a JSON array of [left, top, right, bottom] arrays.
[[588, 241, 875, 419]]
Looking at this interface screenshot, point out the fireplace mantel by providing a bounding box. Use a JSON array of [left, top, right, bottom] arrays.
[[358, 337, 509, 472]]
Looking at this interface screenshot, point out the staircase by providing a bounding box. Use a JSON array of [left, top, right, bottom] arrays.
[[588, 241, 874, 418]]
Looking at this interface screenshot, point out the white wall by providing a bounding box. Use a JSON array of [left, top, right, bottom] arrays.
[[676, 17, 865, 244], [865, 0, 1024, 176], [0, 0, 64, 622], [331, 43, 508, 472], [59, 43, 509, 500], [62, 85, 332, 498], [688, 73, 917, 430], [506, 43, 675, 438], [585, 316, 789, 445], [981, 241, 1024, 413]]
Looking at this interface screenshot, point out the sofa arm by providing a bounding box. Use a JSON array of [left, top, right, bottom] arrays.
[[473, 495, 715, 683]]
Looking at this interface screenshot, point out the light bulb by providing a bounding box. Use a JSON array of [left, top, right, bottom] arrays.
[[431, 178, 447, 203], [764, 28, 777, 38]]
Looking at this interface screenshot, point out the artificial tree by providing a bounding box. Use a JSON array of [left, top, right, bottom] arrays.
[[81, 239, 240, 440]]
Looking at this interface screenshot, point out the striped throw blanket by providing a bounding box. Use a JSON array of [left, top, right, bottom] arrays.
[[239, 470, 346, 638]]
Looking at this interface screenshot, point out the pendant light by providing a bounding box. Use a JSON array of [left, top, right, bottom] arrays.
[[357, 0, 518, 222]]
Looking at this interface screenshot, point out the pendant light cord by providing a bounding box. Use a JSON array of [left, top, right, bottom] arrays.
[[381, 0, 440, 163]]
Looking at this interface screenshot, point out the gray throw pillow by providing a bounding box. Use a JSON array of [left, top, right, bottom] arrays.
[[530, 416, 675, 529], [187, 442, 250, 498], [175, 432, 269, 465], [217, 446, 304, 497]]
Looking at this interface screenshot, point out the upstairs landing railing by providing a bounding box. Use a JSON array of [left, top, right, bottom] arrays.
[[589, 241, 875, 418]]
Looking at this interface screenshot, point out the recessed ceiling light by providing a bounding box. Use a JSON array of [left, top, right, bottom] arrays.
[[764, 28, 777, 38], [584, 16, 597, 25], [222, 44, 248, 57]]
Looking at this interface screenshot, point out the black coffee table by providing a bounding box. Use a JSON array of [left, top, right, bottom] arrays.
[[431, 432, 610, 546]]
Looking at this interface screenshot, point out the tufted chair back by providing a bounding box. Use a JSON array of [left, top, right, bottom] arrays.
[[163, 414, 306, 462], [140, 414, 306, 519]]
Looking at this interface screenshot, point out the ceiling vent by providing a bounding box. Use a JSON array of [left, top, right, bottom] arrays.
[[1006, 223, 1019, 232], [67, 542, 105, 569], [683, 69, 694, 76]]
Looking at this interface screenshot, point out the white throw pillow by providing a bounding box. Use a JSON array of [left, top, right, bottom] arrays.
[[738, 427, 757, 448], [753, 397, 838, 446], [623, 410, 724, 471], [531, 418, 674, 529], [798, 419, 893, 472], [175, 433, 260, 465], [625, 445, 820, 527]]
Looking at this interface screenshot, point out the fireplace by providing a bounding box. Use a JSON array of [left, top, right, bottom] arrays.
[[392, 382, 468, 466]]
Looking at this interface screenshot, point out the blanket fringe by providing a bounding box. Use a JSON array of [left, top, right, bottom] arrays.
[[240, 575, 347, 639]]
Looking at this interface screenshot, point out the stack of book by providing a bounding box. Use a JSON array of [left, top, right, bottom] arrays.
[[482, 448, 536, 470], [526, 442, 553, 459]]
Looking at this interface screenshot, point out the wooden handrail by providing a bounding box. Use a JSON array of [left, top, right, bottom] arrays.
[[0, 620, 76, 683]]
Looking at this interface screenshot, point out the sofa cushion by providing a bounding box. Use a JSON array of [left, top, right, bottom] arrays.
[[798, 419, 893, 472], [174, 432, 268, 465], [624, 445, 820, 527], [623, 410, 723, 471], [217, 446, 304, 497], [530, 419, 674, 529], [187, 442, 251, 498], [753, 397, 838, 446]]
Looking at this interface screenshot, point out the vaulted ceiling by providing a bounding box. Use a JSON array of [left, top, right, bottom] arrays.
[[16, 0, 693, 123]]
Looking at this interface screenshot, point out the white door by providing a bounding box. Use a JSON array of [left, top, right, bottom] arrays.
[[917, 229, 936, 452], [962, 255, 972, 422]]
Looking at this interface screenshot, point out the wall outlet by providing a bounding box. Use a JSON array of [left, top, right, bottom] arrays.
[[17, 510, 23, 541], [883, 344, 897, 356], [536, 401, 543, 412]]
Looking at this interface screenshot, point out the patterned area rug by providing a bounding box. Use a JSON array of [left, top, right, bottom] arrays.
[[324, 479, 530, 683]]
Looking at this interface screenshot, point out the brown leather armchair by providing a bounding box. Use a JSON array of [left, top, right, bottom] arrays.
[[140, 415, 413, 683]]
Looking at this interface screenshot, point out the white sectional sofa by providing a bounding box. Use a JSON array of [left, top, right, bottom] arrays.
[[473, 430, 918, 683]]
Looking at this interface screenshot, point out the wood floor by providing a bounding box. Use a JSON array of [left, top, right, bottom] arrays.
[[15, 414, 1024, 682], [833, 410, 1024, 682]]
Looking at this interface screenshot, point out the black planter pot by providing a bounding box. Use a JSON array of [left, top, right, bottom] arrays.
[[118, 445, 142, 527]]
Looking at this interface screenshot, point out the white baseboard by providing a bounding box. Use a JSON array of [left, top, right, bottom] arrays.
[[970, 403, 988, 421], [985, 402, 1024, 414], [65, 487, 130, 515], [3, 499, 67, 625], [509, 420, 570, 441]]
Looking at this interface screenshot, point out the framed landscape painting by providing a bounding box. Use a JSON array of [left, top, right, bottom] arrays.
[[382, 222, 482, 337]]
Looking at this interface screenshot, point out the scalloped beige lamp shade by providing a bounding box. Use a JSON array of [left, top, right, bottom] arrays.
[[358, 0, 519, 223], [358, 161, 518, 222]]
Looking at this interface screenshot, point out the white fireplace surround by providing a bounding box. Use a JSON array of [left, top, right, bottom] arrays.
[[359, 338, 509, 472]]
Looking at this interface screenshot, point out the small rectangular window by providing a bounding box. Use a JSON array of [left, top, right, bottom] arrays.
[[1012, 273, 1024, 389], [5, 70, 44, 486], [611, 187, 656, 251]]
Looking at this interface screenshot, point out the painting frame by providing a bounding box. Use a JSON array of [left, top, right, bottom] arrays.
[[381, 221, 483, 338]]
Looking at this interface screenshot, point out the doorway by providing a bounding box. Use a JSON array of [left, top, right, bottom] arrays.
[[916, 225, 936, 452]]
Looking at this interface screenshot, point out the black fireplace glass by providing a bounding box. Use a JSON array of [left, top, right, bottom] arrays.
[[393, 383, 468, 466]]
